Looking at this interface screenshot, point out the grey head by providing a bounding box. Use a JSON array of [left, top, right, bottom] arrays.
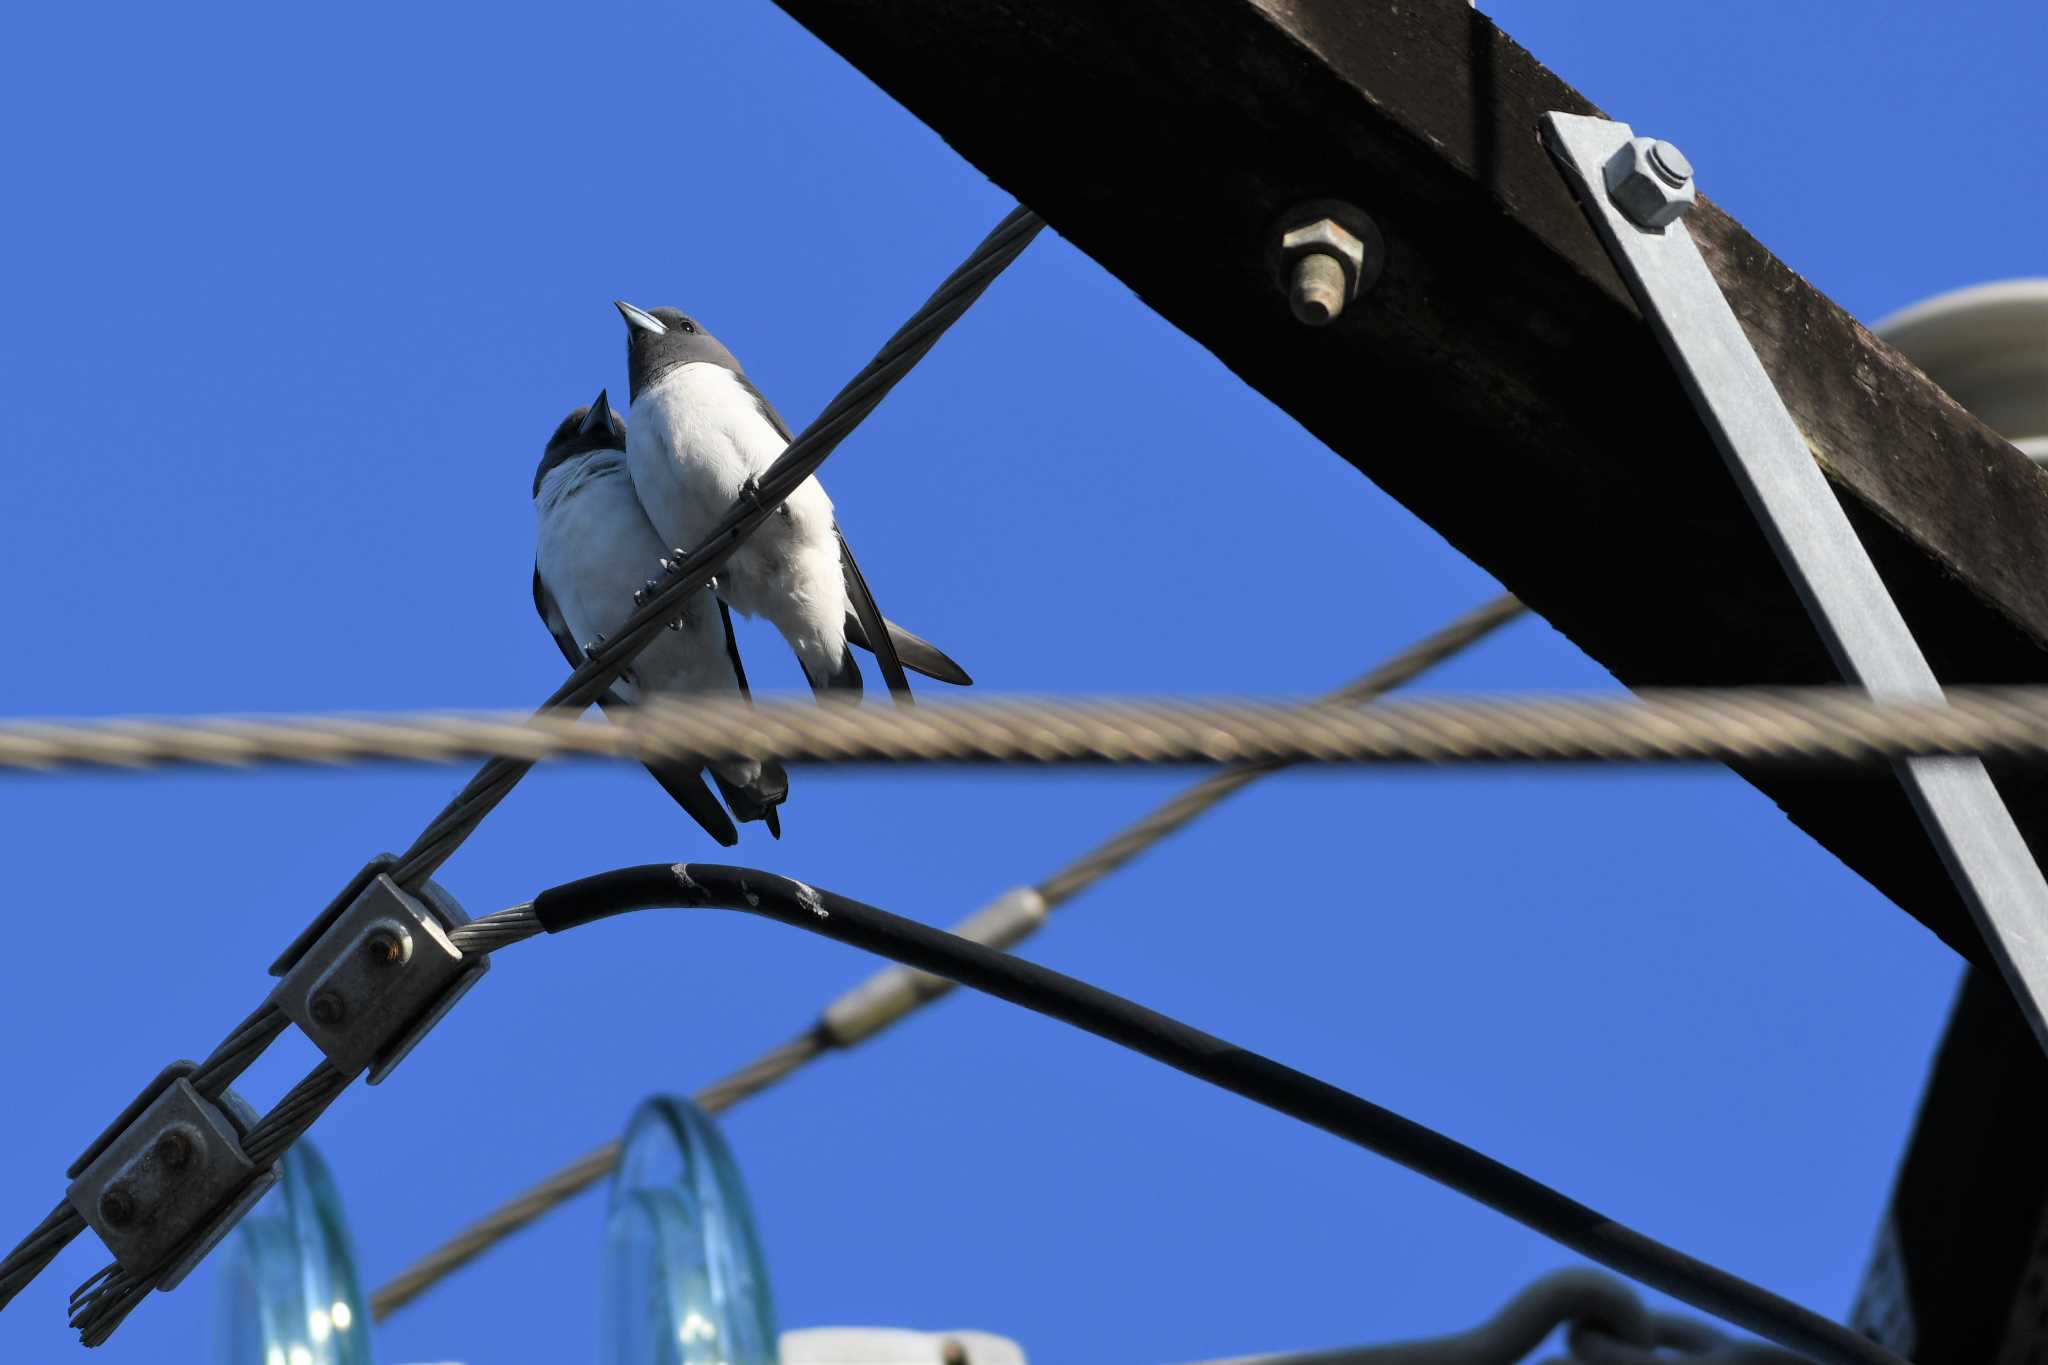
[[615, 300, 744, 400], [532, 389, 626, 497]]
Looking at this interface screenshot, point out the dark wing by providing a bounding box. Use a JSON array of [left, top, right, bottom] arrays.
[[732, 372, 795, 442], [834, 527, 912, 703], [534, 567, 589, 675], [713, 599, 785, 839], [533, 567, 738, 847], [730, 370, 928, 699]]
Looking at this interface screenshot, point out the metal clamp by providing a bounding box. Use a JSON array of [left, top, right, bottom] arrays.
[[267, 855, 487, 1084], [64, 1063, 277, 1288]]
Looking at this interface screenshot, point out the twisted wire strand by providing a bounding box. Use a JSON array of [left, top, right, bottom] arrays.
[[387, 206, 1043, 888], [0, 1203, 85, 1311], [1038, 594, 1526, 906], [22, 685, 2048, 773], [450, 905, 544, 954], [368, 600, 1522, 1320], [190, 1005, 290, 1099], [241, 1063, 353, 1168]]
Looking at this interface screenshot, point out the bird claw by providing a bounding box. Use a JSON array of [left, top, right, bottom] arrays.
[[633, 578, 661, 608], [583, 634, 607, 657], [736, 476, 765, 511]]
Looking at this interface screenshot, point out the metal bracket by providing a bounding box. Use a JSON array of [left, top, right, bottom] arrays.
[[63, 1063, 278, 1287], [268, 859, 486, 1084], [1543, 111, 2048, 1054]]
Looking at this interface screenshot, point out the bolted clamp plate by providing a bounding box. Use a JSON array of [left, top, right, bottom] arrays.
[[268, 860, 486, 1084], [64, 1064, 278, 1287]]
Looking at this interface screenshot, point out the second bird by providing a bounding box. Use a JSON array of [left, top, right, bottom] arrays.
[[533, 391, 788, 845], [613, 301, 973, 697]]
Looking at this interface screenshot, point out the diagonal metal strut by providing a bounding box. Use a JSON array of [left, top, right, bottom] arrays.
[[1543, 111, 2048, 1056]]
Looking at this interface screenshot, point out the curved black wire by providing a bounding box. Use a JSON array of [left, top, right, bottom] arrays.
[[530, 862, 1896, 1365]]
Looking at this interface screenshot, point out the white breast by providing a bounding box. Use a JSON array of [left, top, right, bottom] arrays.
[[625, 364, 798, 552], [533, 451, 738, 701]]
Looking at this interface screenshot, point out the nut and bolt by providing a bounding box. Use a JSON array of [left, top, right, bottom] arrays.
[[98, 1187, 137, 1228], [1603, 136, 1696, 229], [154, 1129, 194, 1171], [309, 989, 347, 1027], [1271, 199, 1385, 327], [366, 929, 409, 965]]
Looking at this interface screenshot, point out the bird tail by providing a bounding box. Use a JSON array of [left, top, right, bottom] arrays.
[[843, 612, 974, 686], [808, 644, 864, 699], [641, 762, 740, 847], [713, 759, 789, 840]]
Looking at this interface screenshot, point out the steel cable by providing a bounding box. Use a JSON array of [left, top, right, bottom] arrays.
[[367, 598, 1522, 1319], [479, 862, 1898, 1365], [22, 684, 2048, 773], [386, 205, 1043, 888], [1037, 594, 1526, 905], [0, 207, 1043, 1345], [67, 1061, 359, 1345], [366, 1028, 827, 1318]]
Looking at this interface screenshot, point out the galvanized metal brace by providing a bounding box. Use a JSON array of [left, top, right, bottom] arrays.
[[1542, 111, 2048, 1056]]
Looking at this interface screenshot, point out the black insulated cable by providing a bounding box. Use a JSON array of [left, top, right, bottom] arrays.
[[529, 862, 1893, 1365]]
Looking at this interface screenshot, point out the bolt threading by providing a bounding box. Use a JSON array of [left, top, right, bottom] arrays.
[[1290, 252, 1349, 326]]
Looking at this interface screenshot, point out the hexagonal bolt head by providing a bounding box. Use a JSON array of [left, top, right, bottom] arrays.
[[1272, 201, 1385, 327], [1280, 219, 1365, 325], [1604, 136, 1696, 229]]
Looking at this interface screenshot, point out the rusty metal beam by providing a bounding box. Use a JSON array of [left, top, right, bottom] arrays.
[[765, 0, 2048, 964]]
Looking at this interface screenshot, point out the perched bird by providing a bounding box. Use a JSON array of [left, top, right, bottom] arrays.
[[613, 300, 972, 698], [533, 390, 788, 844]]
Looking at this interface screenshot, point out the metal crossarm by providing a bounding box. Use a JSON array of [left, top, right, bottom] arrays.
[[1543, 111, 2048, 1056]]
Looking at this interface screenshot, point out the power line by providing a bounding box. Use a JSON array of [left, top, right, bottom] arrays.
[[23, 682, 2048, 774], [387, 204, 1044, 890], [0, 205, 1043, 1349], [367, 595, 1524, 1319], [474, 860, 1900, 1365]]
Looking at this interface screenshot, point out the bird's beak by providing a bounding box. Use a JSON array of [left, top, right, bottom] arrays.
[[580, 389, 614, 434], [614, 299, 668, 335]]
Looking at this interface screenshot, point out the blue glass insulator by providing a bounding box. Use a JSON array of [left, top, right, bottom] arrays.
[[210, 1140, 375, 1365], [600, 1096, 778, 1365]]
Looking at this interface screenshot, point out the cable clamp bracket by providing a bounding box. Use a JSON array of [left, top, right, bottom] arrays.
[[267, 854, 488, 1084], [64, 1063, 277, 1289]]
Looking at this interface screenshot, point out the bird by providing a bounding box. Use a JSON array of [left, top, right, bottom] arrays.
[[532, 390, 788, 844], [612, 300, 973, 699]]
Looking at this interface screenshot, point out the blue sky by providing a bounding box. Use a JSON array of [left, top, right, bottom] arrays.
[[1, 0, 2043, 1361]]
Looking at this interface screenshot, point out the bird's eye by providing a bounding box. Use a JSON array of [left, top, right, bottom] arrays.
[[679, 318, 697, 333]]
